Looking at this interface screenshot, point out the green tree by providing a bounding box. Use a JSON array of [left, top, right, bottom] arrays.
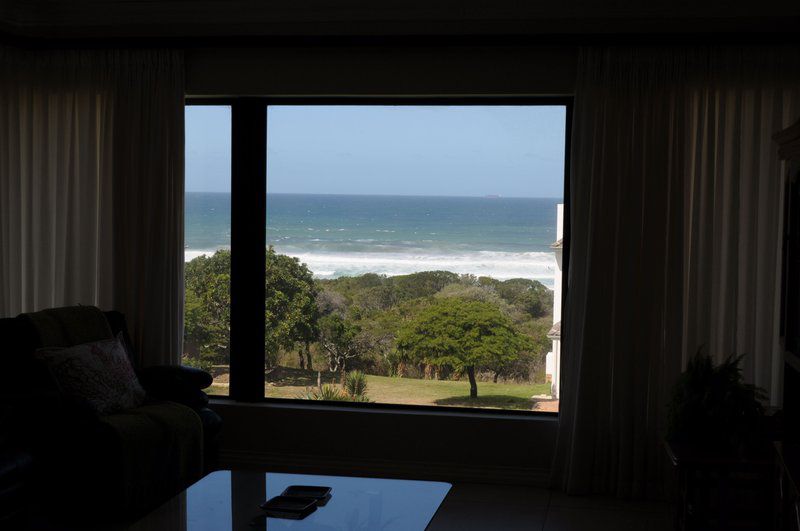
[[265, 247, 319, 369], [390, 271, 461, 301], [318, 313, 369, 373], [397, 298, 532, 398], [184, 250, 232, 366], [435, 283, 512, 312], [183, 248, 319, 371], [477, 277, 553, 318]]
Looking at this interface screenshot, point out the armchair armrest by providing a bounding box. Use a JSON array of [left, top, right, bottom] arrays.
[[138, 365, 213, 389], [137, 365, 213, 409]]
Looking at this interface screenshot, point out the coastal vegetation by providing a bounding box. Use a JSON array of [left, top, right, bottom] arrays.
[[184, 248, 554, 409], [397, 299, 533, 398]]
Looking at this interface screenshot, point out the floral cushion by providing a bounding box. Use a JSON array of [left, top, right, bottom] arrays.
[[35, 333, 147, 414]]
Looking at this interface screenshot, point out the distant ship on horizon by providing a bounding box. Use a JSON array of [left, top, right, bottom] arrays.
[[484, 194, 501, 199]]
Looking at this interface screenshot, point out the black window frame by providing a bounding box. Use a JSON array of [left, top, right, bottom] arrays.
[[185, 96, 572, 417]]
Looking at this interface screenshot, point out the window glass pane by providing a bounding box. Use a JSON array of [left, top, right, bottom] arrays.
[[264, 105, 565, 412], [183, 105, 232, 396]]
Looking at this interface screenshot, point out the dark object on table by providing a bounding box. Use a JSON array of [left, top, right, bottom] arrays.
[[259, 495, 318, 519], [282, 485, 333, 506], [0, 305, 222, 520]]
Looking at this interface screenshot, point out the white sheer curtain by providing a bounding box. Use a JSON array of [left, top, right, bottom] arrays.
[[552, 46, 800, 498], [683, 84, 799, 406], [0, 47, 185, 367]]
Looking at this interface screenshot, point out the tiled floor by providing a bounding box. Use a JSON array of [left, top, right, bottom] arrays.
[[429, 483, 674, 531]]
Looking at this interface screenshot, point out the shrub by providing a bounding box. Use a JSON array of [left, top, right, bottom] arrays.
[[299, 380, 371, 403], [300, 384, 350, 402], [667, 352, 766, 449], [344, 370, 368, 398], [349, 394, 371, 403], [182, 355, 213, 373]]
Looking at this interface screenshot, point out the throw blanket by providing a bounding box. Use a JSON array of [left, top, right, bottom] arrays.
[[25, 305, 113, 348], [101, 401, 203, 513]]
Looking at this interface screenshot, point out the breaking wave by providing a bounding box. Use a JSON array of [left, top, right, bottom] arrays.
[[184, 248, 556, 287]]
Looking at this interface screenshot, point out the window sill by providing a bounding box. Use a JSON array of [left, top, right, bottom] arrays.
[[208, 396, 558, 421]]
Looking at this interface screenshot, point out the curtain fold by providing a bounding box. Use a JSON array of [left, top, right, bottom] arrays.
[[553, 46, 800, 498], [0, 47, 185, 367], [682, 84, 799, 405]]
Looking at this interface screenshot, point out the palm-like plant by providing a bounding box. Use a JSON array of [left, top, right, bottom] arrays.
[[344, 370, 368, 398], [299, 382, 370, 403], [301, 384, 350, 401], [667, 352, 766, 449]]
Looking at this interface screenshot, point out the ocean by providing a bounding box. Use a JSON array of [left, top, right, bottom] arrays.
[[185, 193, 560, 287]]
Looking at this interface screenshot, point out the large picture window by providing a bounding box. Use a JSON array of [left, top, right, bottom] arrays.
[[184, 99, 569, 414]]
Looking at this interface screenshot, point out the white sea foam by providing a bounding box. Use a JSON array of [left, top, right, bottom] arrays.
[[282, 250, 555, 286], [185, 249, 219, 261], [184, 248, 556, 286]]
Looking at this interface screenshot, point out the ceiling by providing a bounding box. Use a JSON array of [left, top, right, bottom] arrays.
[[1, 0, 799, 42]]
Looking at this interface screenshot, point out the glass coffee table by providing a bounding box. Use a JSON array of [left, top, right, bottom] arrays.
[[128, 470, 452, 530]]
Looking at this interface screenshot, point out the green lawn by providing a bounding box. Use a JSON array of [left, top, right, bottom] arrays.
[[266, 366, 553, 410], [208, 384, 229, 395], [357, 374, 551, 410], [208, 366, 555, 411]]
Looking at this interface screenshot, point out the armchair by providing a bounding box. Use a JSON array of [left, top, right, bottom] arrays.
[[0, 305, 222, 520]]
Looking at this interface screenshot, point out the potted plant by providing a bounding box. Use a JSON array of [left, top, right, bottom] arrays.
[[667, 351, 767, 454]]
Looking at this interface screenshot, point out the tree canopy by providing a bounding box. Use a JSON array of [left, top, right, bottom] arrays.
[[265, 246, 319, 367], [184, 248, 319, 369], [318, 313, 369, 373], [184, 250, 232, 368], [477, 276, 553, 318], [185, 249, 554, 392], [397, 298, 533, 398]]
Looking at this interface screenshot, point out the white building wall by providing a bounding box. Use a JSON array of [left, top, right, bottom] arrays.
[[553, 203, 564, 323], [546, 203, 563, 399], [550, 341, 561, 399]]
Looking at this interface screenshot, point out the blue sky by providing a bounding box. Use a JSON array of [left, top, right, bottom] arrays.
[[185, 105, 566, 198]]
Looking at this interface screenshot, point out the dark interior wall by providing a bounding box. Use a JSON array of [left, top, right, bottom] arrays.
[[185, 44, 578, 96], [213, 402, 558, 485], [4, 0, 799, 39], [190, 43, 573, 483]]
